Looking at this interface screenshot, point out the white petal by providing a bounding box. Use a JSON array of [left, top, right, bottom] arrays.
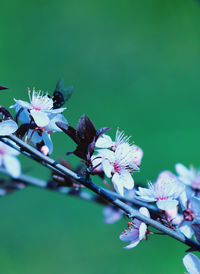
[[102, 159, 113, 178], [183, 253, 200, 274], [156, 199, 178, 211], [175, 163, 189, 176], [112, 173, 124, 196], [91, 155, 103, 173], [119, 172, 134, 190], [13, 99, 32, 109], [95, 135, 113, 148], [0, 120, 18, 136], [120, 229, 138, 242], [3, 155, 21, 178], [46, 107, 66, 114], [136, 187, 156, 202], [180, 223, 194, 238], [124, 240, 140, 249], [139, 222, 147, 240], [190, 197, 200, 219], [132, 145, 143, 166], [179, 191, 188, 209], [139, 207, 150, 218], [46, 113, 68, 132], [30, 109, 50, 127], [98, 149, 115, 162]]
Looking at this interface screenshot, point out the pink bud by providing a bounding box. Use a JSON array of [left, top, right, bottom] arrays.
[[40, 145, 49, 156]]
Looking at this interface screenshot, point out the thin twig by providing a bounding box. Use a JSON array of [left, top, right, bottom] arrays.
[[3, 134, 200, 252]]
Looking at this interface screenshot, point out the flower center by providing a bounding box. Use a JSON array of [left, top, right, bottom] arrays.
[[28, 88, 53, 111], [113, 162, 121, 173], [157, 196, 167, 201], [183, 208, 195, 221], [0, 148, 5, 155], [192, 179, 200, 190]]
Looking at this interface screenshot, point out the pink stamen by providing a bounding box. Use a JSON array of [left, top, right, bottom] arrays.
[[113, 162, 121, 173]]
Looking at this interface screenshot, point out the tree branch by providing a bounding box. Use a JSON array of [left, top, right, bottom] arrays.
[[2, 134, 200, 252]]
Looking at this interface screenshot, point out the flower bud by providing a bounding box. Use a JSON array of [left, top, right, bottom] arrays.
[[40, 145, 49, 156]]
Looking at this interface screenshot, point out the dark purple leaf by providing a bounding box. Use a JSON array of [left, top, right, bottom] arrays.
[[0, 86, 8, 90], [56, 122, 78, 144], [96, 127, 111, 139], [57, 114, 110, 161]]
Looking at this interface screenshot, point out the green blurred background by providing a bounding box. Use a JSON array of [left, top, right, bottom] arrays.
[[1, 0, 200, 273]]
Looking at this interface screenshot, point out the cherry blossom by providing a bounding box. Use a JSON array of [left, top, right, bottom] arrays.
[[183, 253, 200, 274], [93, 143, 139, 196], [120, 207, 149, 249], [0, 140, 21, 177], [136, 171, 184, 210], [11, 88, 66, 127]]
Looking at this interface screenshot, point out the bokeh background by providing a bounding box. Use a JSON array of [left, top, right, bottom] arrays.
[[1, 0, 200, 273]]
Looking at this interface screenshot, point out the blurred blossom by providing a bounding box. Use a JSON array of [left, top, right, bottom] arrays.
[[103, 189, 136, 224], [120, 207, 149, 249], [175, 163, 200, 191], [183, 253, 200, 274], [0, 141, 21, 178], [103, 206, 123, 224], [136, 171, 184, 210]]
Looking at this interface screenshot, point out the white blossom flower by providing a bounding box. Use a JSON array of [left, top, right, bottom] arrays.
[[183, 253, 200, 274], [175, 163, 200, 191], [94, 143, 139, 196], [0, 120, 18, 136], [0, 141, 21, 178], [120, 207, 149, 249], [136, 171, 184, 210], [11, 88, 66, 127]]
